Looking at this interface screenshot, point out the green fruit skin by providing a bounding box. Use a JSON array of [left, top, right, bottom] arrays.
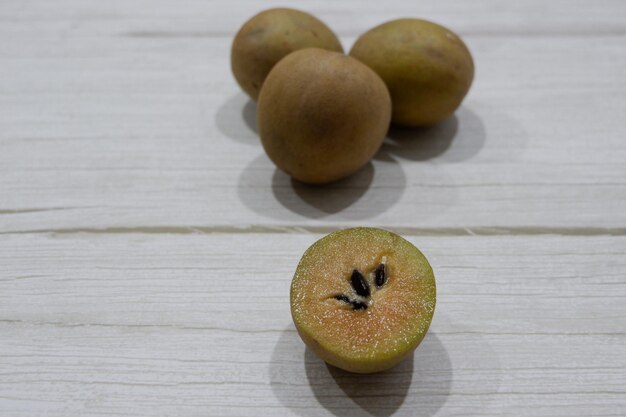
[[294, 319, 429, 374], [290, 227, 436, 373], [350, 18, 474, 127], [231, 8, 343, 101]]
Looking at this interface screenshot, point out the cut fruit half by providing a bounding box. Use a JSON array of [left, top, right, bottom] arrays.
[[290, 227, 436, 373]]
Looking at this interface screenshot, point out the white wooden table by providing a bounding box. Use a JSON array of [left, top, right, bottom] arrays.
[[1, 1, 625, 416]]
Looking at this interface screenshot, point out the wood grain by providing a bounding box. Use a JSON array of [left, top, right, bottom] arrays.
[[1, 3, 626, 232], [1, 233, 625, 416], [1, 0, 625, 37], [1, 0, 625, 415]]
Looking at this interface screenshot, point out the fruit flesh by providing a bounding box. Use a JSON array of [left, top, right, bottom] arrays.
[[257, 48, 391, 184], [291, 228, 436, 373], [350, 18, 474, 127], [231, 8, 343, 101]]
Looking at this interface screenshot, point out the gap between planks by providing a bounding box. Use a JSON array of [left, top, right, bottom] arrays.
[[1, 319, 624, 337]]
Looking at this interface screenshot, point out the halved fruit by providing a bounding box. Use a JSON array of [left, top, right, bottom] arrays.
[[290, 227, 436, 373]]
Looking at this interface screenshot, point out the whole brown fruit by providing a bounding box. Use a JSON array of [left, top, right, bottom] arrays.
[[350, 19, 474, 127], [231, 8, 343, 101], [257, 48, 391, 184]]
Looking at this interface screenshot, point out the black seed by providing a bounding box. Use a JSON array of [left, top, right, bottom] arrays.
[[350, 269, 370, 297], [334, 294, 367, 310], [334, 294, 351, 304], [375, 263, 386, 287]]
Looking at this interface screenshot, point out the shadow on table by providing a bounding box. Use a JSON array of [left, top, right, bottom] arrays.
[[271, 162, 377, 217], [237, 154, 406, 220], [380, 106, 487, 163], [215, 92, 257, 145], [270, 325, 452, 417], [225, 95, 492, 220]]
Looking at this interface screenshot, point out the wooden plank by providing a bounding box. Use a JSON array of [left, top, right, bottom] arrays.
[[0, 232, 625, 416], [1, 32, 626, 232], [1, 0, 625, 37], [1, 1, 625, 416]]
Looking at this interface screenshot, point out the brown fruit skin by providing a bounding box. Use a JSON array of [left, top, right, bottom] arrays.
[[350, 18, 474, 127], [257, 48, 392, 184], [231, 8, 343, 101]]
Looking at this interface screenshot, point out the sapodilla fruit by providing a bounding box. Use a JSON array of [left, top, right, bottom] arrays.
[[231, 8, 343, 101], [257, 48, 391, 184], [350, 18, 474, 127], [290, 227, 436, 373]]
